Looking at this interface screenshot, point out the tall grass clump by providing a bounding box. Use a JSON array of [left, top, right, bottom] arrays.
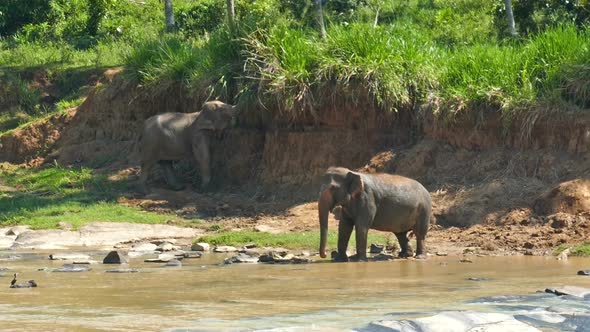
[[243, 23, 321, 113], [437, 24, 590, 121], [320, 23, 438, 111], [124, 36, 208, 89]]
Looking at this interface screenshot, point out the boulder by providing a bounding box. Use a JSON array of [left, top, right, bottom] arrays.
[[102, 251, 128, 264], [192, 242, 210, 251]]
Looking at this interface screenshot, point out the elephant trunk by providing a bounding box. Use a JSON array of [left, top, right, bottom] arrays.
[[318, 188, 334, 258]]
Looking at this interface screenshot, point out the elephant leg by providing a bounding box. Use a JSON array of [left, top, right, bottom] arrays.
[[138, 160, 157, 194], [192, 133, 211, 190], [415, 235, 426, 259], [414, 208, 429, 259], [351, 226, 369, 262], [395, 231, 413, 258], [334, 217, 354, 262], [159, 160, 184, 191]]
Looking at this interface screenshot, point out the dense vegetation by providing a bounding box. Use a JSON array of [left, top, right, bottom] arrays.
[[1, 0, 589, 135]]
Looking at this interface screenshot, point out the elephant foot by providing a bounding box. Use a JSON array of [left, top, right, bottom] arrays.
[[415, 254, 427, 260], [348, 254, 368, 262], [331, 251, 349, 262], [398, 251, 413, 259]]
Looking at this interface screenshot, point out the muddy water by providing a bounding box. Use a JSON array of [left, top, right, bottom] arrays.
[[0, 252, 589, 332]]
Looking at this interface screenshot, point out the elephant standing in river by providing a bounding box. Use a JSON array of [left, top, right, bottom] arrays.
[[138, 100, 236, 193], [318, 167, 432, 262]]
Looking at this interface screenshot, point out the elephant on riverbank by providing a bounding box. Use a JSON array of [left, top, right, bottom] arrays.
[[318, 167, 432, 262], [138, 100, 237, 193]]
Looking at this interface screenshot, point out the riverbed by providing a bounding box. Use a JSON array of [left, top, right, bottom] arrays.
[[0, 251, 589, 331]]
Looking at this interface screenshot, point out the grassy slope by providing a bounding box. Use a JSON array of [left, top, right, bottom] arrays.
[[0, 163, 199, 229]]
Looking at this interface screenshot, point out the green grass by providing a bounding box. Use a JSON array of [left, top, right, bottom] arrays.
[[554, 243, 590, 257], [0, 163, 197, 229], [570, 243, 590, 257], [196, 230, 394, 250]]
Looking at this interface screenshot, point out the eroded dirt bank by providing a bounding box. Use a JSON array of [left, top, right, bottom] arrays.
[[1, 69, 589, 256]]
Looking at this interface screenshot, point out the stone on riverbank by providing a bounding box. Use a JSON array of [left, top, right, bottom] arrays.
[[578, 270, 590, 276], [191, 242, 210, 251], [214, 245, 238, 253], [103, 250, 128, 264], [9, 222, 203, 249], [225, 253, 259, 264]]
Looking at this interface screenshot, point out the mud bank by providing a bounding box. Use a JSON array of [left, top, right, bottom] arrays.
[[0, 69, 588, 243]]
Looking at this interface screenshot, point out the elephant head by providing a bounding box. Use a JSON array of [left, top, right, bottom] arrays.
[[318, 167, 364, 258], [195, 100, 237, 132]]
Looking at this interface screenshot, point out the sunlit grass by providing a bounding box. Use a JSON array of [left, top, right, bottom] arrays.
[[0, 163, 197, 229], [196, 230, 394, 250]]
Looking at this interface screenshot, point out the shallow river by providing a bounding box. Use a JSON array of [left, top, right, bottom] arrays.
[[0, 251, 589, 331]]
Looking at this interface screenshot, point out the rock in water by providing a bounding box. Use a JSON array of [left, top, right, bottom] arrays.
[[53, 264, 92, 272], [156, 242, 175, 252], [103, 251, 128, 264], [545, 286, 590, 298], [105, 269, 139, 273], [191, 242, 210, 251], [577, 270, 590, 276], [213, 245, 238, 253], [367, 311, 541, 332], [224, 253, 259, 264], [144, 253, 180, 263]]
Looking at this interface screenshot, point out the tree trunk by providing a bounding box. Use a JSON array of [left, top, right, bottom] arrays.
[[504, 0, 517, 37], [226, 0, 235, 29], [164, 0, 175, 32], [315, 0, 326, 39]]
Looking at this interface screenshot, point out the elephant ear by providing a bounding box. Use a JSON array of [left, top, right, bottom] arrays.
[[346, 171, 364, 199]]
